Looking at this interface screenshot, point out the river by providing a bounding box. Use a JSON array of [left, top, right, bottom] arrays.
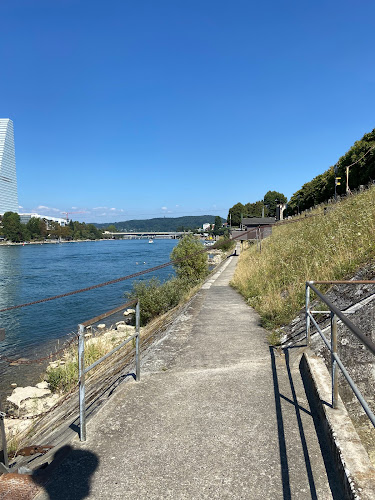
[[0, 239, 178, 393]]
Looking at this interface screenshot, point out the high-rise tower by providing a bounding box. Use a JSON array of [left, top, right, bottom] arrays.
[[0, 119, 19, 214]]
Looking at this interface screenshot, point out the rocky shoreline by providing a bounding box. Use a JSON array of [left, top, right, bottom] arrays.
[[3, 309, 138, 453]]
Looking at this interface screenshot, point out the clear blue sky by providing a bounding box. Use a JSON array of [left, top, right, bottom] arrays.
[[1, 0, 375, 223]]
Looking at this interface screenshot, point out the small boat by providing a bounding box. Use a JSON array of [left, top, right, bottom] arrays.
[[148, 239, 154, 244]]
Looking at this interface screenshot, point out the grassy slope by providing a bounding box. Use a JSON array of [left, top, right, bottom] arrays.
[[231, 187, 375, 329]]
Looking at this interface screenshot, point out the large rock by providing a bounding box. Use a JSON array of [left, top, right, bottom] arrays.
[[6, 386, 59, 417]]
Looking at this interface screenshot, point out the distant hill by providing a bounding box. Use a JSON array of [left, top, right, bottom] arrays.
[[93, 215, 225, 232]]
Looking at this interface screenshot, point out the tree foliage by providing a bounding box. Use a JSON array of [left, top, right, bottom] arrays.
[[263, 191, 287, 217], [227, 191, 287, 224], [171, 234, 208, 282], [227, 202, 244, 227], [26, 217, 47, 240], [213, 215, 223, 235], [95, 215, 224, 232], [1, 212, 27, 242], [243, 201, 264, 217], [0, 213, 103, 242], [287, 128, 375, 214]]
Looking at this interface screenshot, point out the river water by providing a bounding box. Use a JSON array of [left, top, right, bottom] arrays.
[[0, 239, 178, 393]]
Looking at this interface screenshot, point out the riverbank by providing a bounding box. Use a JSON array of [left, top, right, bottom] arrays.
[[0, 239, 107, 246], [0, 239, 180, 393], [1, 243, 233, 456]]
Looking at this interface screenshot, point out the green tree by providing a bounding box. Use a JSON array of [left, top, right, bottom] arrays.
[[227, 202, 244, 227], [48, 221, 62, 239], [243, 201, 264, 217], [213, 216, 223, 235], [2, 212, 26, 242], [106, 224, 118, 232], [263, 191, 287, 217], [26, 217, 47, 240], [171, 234, 208, 282]]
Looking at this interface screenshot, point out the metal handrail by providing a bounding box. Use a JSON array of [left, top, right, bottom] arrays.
[[78, 301, 140, 441], [305, 281, 375, 427]]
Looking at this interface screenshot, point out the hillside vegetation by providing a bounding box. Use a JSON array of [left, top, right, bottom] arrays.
[[94, 215, 224, 232], [288, 128, 375, 214], [231, 187, 375, 329]]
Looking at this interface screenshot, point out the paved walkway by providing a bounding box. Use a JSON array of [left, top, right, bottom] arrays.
[[35, 253, 344, 499]]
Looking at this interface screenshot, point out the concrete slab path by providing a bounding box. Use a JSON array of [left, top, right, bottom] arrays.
[[35, 252, 344, 499]]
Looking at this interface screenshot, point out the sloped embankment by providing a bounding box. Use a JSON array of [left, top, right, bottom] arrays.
[[231, 186, 375, 329]]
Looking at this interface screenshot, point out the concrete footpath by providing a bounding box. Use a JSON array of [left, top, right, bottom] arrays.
[[35, 253, 344, 499]]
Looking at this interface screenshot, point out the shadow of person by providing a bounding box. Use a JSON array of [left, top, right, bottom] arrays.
[[32, 445, 99, 499]]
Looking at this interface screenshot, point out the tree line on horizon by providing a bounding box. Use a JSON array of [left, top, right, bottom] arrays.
[[0, 213, 226, 243], [0, 212, 103, 242], [95, 215, 225, 233]]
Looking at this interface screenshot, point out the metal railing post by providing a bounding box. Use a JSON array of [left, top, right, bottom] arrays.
[[331, 312, 338, 409], [306, 283, 311, 346], [0, 329, 8, 469], [78, 324, 86, 441], [0, 406, 9, 469], [135, 301, 140, 381]]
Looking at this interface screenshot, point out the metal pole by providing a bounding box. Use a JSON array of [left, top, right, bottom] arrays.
[[0, 328, 8, 468], [0, 405, 9, 469], [135, 301, 140, 381], [306, 283, 311, 346], [346, 166, 350, 194], [78, 324, 86, 441], [331, 312, 338, 409]]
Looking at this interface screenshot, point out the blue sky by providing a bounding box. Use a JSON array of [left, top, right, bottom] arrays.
[[1, 0, 375, 223]]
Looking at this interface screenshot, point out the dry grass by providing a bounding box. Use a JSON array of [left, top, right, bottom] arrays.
[[231, 187, 375, 329], [46, 328, 134, 393]]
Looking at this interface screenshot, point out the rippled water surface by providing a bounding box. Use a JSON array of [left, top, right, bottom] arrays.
[[0, 239, 178, 362]]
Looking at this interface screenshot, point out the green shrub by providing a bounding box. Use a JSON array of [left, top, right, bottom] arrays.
[[171, 235, 209, 282], [215, 236, 236, 252], [47, 360, 79, 393], [127, 276, 190, 325]]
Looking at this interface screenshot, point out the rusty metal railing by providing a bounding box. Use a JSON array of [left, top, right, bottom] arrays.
[[78, 299, 140, 441], [305, 280, 375, 426]]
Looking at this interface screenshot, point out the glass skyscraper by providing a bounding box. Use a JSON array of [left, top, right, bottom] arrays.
[[0, 118, 19, 214]]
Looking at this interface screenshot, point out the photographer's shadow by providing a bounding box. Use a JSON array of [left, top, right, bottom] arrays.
[[33, 445, 99, 500]]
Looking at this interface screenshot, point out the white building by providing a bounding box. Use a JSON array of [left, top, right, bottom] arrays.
[[19, 213, 68, 227], [0, 119, 19, 214]]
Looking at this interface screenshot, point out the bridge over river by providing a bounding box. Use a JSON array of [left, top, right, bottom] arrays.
[[104, 231, 187, 239]]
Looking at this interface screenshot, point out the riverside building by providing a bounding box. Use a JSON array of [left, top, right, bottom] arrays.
[[0, 118, 19, 214]]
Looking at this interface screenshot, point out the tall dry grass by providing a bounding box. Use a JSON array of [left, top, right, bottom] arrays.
[[231, 187, 375, 328]]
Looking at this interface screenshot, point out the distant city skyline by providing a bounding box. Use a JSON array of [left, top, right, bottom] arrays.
[[1, 1, 375, 223]]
